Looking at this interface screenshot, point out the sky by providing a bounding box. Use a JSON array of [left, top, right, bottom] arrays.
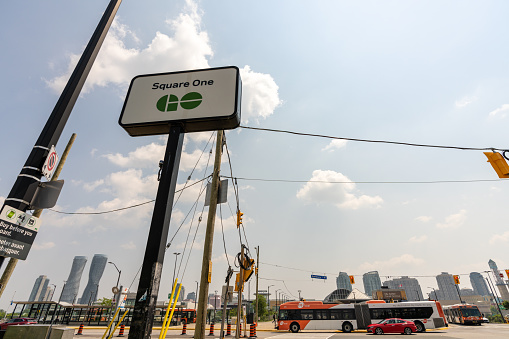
[[1, 0, 509, 311]]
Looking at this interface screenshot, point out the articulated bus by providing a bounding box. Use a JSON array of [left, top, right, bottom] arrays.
[[277, 300, 447, 333], [443, 304, 483, 325]]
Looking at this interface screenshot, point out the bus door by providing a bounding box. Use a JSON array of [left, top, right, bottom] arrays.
[[354, 304, 371, 329]]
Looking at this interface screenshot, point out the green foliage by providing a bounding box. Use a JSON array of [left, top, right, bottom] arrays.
[[502, 300, 509, 310], [98, 297, 112, 306], [488, 314, 504, 323], [0, 309, 5, 318], [256, 295, 268, 320]]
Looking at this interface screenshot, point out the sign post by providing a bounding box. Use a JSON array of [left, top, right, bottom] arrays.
[[121, 66, 241, 339]]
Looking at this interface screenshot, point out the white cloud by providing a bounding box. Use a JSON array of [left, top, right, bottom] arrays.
[[296, 170, 383, 209], [321, 139, 348, 152], [490, 231, 509, 244], [33, 242, 55, 250], [488, 104, 509, 118], [104, 142, 165, 168], [409, 235, 428, 243], [83, 179, 104, 192], [239, 65, 281, 123], [436, 210, 466, 229], [455, 96, 476, 108], [120, 241, 137, 250], [359, 254, 425, 272], [415, 216, 432, 223]]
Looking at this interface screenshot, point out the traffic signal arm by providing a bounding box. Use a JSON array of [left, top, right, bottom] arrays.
[[484, 152, 509, 178]]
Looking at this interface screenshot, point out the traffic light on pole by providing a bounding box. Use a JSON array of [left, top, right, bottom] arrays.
[[453, 275, 460, 284], [236, 210, 243, 228], [484, 152, 509, 178], [505, 269, 509, 279], [243, 258, 255, 282], [349, 275, 355, 284]]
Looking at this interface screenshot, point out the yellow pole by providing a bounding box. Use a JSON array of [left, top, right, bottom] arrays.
[[159, 279, 178, 339], [107, 309, 129, 339], [101, 307, 121, 339], [162, 284, 182, 338]]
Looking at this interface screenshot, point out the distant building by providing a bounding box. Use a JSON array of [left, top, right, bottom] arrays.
[[470, 272, 490, 297], [29, 275, 49, 302], [460, 288, 475, 296], [488, 259, 509, 301], [60, 256, 87, 303], [436, 272, 460, 301], [208, 293, 220, 309], [187, 292, 196, 301], [382, 276, 423, 301], [78, 254, 108, 304], [336, 272, 352, 291], [363, 271, 381, 297]]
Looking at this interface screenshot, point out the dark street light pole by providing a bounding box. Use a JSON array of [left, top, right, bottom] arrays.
[[108, 262, 121, 290], [0, 0, 122, 271]]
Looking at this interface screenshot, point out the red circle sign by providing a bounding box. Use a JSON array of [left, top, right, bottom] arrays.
[[47, 152, 57, 172]]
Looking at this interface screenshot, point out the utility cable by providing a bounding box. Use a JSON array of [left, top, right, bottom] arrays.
[[219, 203, 231, 267], [48, 176, 210, 215], [223, 176, 503, 185], [240, 125, 509, 152]]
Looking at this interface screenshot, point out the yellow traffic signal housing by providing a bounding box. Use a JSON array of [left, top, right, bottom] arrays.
[[484, 152, 509, 178], [234, 273, 244, 292], [236, 210, 244, 227], [453, 275, 460, 284], [349, 275, 355, 284], [243, 258, 255, 282]]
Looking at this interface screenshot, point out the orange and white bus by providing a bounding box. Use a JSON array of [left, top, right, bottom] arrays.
[[443, 304, 483, 325], [277, 300, 447, 333]]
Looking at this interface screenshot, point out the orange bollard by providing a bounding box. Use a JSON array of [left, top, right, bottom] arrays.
[[181, 318, 187, 335], [76, 324, 84, 335], [249, 323, 257, 338], [117, 324, 125, 337], [226, 323, 231, 336], [208, 323, 215, 336]]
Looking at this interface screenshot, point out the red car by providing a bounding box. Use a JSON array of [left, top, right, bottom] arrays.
[[367, 318, 417, 335], [0, 318, 37, 330]]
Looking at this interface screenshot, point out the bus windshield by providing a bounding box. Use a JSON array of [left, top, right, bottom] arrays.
[[460, 308, 481, 317]]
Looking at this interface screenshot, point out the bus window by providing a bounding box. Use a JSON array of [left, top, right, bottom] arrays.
[[342, 309, 355, 320], [316, 310, 328, 320], [279, 310, 289, 320], [330, 310, 340, 320], [460, 308, 481, 317], [301, 310, 314, 320]]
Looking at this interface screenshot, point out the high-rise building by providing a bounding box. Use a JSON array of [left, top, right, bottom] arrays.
[[60, 256, 87, 303], [187, 292, 196, 301], [29, 275, 49, 302], [488, 259, 509, 301], [436, 272, 460, 301], [78, 254, 108, 304], [382, 276, 423, 301], [336, 272, 352, 291], [470, 272, 490, 297], [363, 271, 381, 297]]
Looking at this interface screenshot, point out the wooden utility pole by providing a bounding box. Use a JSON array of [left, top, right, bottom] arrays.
[[235, 246, 245, 339], [0, 133, 76, 298], [194, 130, 224, 339], [254, 246, 259, 323]]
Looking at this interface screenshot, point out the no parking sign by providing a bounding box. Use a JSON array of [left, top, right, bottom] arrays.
[[42, 145, 58, 180]]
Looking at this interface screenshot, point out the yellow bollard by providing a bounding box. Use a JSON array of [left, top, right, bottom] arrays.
[[162, 284, 182, 338], [107, 309, 129, 339], [102, 308, 121, 339], [159, 279, 178, 339]]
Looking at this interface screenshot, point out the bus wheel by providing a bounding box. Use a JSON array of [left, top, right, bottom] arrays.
[[342, 322, 353, 333], [414, 321, 425, 332], [290, 322, 300, 333]]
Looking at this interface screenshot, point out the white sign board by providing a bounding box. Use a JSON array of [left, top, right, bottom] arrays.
[[42, 145, 58, 181], [119, 66, 241, 136], [0, 206, 41, 260]]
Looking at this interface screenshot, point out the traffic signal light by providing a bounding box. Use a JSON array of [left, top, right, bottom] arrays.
[[243, 258, 255, 282], [484, 152, 509, 178], [453, 275, 460, 284], [349, 275, 355, 284], [236, 210, 244, 227], [505, 269, 509, 279]]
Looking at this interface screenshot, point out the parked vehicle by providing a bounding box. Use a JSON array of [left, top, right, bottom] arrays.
[[0, 318, 37, 330], [367, 318, 417, 335]]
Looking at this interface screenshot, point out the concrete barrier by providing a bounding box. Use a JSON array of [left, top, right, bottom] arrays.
[[4, 325, 73, 339]]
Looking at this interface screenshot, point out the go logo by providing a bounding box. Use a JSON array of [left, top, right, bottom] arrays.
[[156, 92, 202, 112]]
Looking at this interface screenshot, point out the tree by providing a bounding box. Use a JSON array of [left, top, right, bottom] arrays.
[[98, 297, 112, 306], [502, 300, 509, 310], [256, 295, 268, 320]]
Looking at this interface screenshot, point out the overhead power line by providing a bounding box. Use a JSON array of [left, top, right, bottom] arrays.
[[240, 125, 508, 152], [223, 176, 503, 185]]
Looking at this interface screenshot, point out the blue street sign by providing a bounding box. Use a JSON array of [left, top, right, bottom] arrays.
[[311, 274, 327, 280]]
